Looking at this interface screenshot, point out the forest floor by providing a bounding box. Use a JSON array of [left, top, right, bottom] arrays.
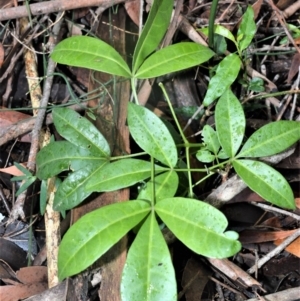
[[0, 0, 299, 300]]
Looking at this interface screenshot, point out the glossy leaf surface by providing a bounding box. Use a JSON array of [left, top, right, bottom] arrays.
[[203, 54, 241, 107], [51, 36, 131, 78], [121, 213, 176, 301], [128, 102, 177, 167], [135, 43, 214, 79], [196, 149, 215, 163], [202, 125, 220, 155], [53, 108, 110, 157], [199, 25, 238, 49], [237, 6, 256, 52], [36, 141, 106, 180], [137, 171, 179, 203], [155, 198, 241, 257], [233, 159, 295, 209], [54, 162, 107, 211], [133, 0, 173, 73], [215, 89, 245, 157], [237, 121, 300, 158], [86, 159, 165, 192], [58, 200, 151, 280]]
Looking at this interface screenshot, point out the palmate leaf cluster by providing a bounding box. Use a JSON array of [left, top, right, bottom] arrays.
[[36, 103, 242, 300], [34, 1, 300, 300]]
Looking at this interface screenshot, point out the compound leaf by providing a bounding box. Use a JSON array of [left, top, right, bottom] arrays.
[[215, 89, 245, 157], [135, 43, 214, 79], [51, 36, 131, 78], [121, 213, 176, 301], [58, 200, 151, 280], [237, 121, 300, 158], [233, 159, 295, 209], [53, 108, 110, 157], [137, 171, 179, 203], [155, 198, 241, 258], [128, 102, 177, 167]]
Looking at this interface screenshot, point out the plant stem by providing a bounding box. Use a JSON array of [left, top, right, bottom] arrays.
[[150, 156, 155, 206], [209, 0, 219, 49], [131, 77, 139, 104], [159, 83, 188, 145]]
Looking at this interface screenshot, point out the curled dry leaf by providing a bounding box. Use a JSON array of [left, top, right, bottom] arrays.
[[125, 0, 140, 26]]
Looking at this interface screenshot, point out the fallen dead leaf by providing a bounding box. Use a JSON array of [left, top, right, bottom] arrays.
[[0, 163, 27, 176], [125, 0, 140, 26], [286, 53, 300, 84], [239, 229, 297, 244], [274, 236, 300, 257], [0, 266, 48, 301]]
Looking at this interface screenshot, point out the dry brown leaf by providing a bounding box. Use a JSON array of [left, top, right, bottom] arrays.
[[0, 282, 48, 301], [16, 266, 48, 285], [295, 197, 300, 209], [0, 266, 48, 301], [274, 236, 300, 257], [0, 107, 32, 143], [239, 229, 297, 244], [252, 0, 263, 20], [286, 53, 300, 84], [0, 43, 4, 68], [180, 258, 211, 301], [0, 163, 27, 176], [125, 0, 140, 26], [208, 258, 261, 288]]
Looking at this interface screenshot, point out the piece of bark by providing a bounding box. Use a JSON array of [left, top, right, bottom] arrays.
[[70, 7, 130, 301]]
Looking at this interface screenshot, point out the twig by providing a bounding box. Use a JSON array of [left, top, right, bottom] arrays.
[[0, 0, 127, 21], [267, 0, 300, 54], [247, 228, 300, 274], [250, 202, 300, 221]]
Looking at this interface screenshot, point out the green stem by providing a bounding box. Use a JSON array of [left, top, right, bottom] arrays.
[[131, 77, 139, 104], [110, 151, 147, 161], [208, 0, 219, 49], [159, 83, 188, 144], [150, 156, 155, 206]]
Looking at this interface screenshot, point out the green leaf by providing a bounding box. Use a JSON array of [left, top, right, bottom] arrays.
[[237, 6, 256, 52], [248, 77, 265, 92], [135, 43, 215, 79], [155, 198, 241, 258], [51, 36, 131, 78], [137, 171, 179, 203], [202, 125, 220, 155], [127, 102, 178, 167], [215, 89, 245, 157], [40, 180, 47, 215], [233, 159, 295, 209], [58, 200, 151, 280], [53, 108, 110, 157], [196, 149, 215, 163], [86, 159, 165, 193], [132, 0, 173, 73], [15, 176, 36, 197], [121, 213, 176, 301], [36, 141, 107, 180], [13, 162, 32, 177], [203, 53, 241, 107], [237, 121, 300, 158], [199, 25, 238, 49], [54, 162, 107, 211]]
